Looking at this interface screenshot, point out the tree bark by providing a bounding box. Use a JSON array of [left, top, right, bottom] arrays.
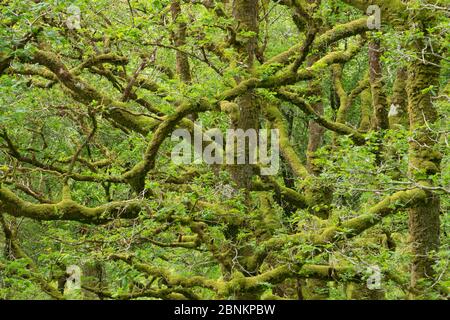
[[229, 0, 260, 189], [170, 1, 192, 84], [369, 40, 388, 130], [406, 42, 441, 294]]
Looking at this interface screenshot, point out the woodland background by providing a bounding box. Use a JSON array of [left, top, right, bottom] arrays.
[[0, 0, 449, 300]]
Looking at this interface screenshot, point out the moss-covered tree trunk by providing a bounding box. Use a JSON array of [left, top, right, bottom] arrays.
[[229, 0, 260, 189], [359, 89, 372, 132], [170, 1, 192, 84], [303, 65, 330, 300], [404, 8, 442, 294], [306, 58, 325, 176], [306, 100, 324, 175], [406, 44, 441, 295], [369, 40, 388, 130]]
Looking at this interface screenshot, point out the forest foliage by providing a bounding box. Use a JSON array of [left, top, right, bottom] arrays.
[[0, 0, 449, 300]]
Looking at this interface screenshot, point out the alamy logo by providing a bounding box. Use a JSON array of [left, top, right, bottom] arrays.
[[367, 5, 381, 30], [366, 265, 382, 290], [66, 5, 81, 30], [171, 122, 280, 175], [65, 265, 81, 291]]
